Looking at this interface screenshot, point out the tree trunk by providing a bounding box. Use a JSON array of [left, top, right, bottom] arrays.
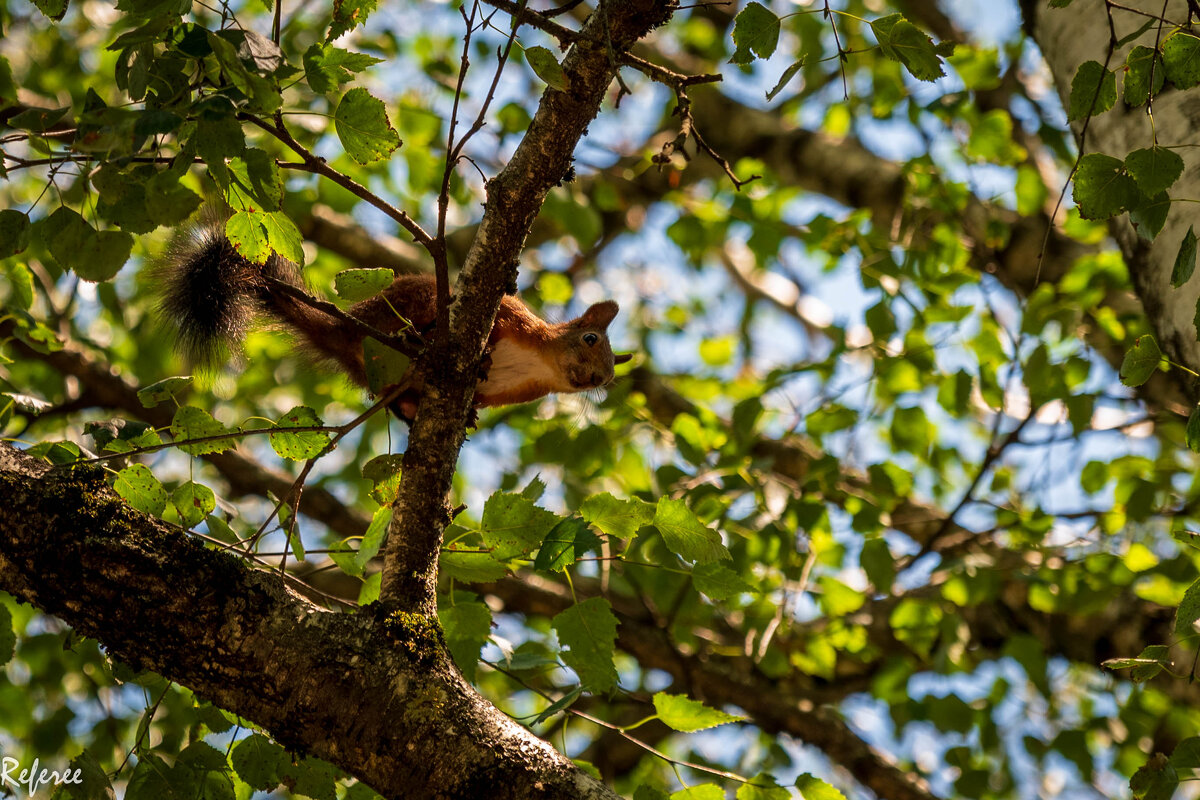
[[1028, 0, 1200, 391]]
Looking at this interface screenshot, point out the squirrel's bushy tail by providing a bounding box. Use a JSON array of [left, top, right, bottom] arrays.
[[157, 213, 348, 373]]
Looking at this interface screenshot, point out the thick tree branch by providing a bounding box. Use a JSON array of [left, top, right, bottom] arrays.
[[380, 0, 677, 613], [0, 443, 619, 800]]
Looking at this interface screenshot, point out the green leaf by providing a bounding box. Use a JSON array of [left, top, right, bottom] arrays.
[[1119, 335, 1161, 387], [26, 440, 82, 464], [737, 776, 790, 800], [1126, 147, 1184, 197], [552, 597, 619, 693], [766, 59, 805, 101], [532, 686, 582, 725], [480, 492, 560, 561], [335, 88, 401, 165], [145, 171, 202, 227], [871, 14, 945, 81], [193, 115, 246, 182], [179, 741, 230, 773], [691, 562, 754, 600], [817, 575, 865, 616], [172, 481, 216, 528], [1067, 60, 1116, 121], [362, 454, 403, 505], [225, 210, 271, 265], [580, 492, 654, 541], [207, 32, 281, 113], [653, 692, 744, 732], [438, 601, 492, 681], [356, 506, 390, 571], [40, 206, 132, 281], [1173, 225, 1197, 287], [654, 498, 730, 563], [358, 572, 382, 604], [269, 405, 330, 461], [114, 464, 168, 517], [439, 549, 510, 583], [230, 733, 286, 792], [1102, 644, 1169, 683], [1175, 577, 1200, 636], [534, 516, 600, 572], [335, 268, 395, 301], [730, 2, 780, 64], [31, 0, 68, 20], [137, 376, 193, 408], [328, 0, 379, 41], [304, 44, 383, 94], [171, 405, 236, 455], [1129, 191, 1170, 242], [0, 210, 32, 259], [282, 758, 337, 800], [222, 148, 282, 212], [1073, 153, 1139, 220], [795, 774, 847, 800], [1123, 45, 1164, 106], [670, 786, 724, 800], [525, 46, 570, 92], [861, 538, 896, 593], [0, 56, 13, 103], [1164, 29, 1200, 89], [0, 604, 14, 668], [4, 262, 33, 308], [260, 211, 304, 266], [1170, 737, 1200, 769], [362, 337, 411, 395], [521, 475, 547, 501], [59, 749, 113, 800]]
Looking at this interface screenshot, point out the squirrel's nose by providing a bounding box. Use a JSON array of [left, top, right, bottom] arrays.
[[591, 371, 606, 386]]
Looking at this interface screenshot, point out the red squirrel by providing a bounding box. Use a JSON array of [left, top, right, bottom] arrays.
[[158, 219, 631, 418]]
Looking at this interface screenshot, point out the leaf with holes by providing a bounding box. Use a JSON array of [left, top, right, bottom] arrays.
[[114, 465, 167, 517], [1072, 153, 1139, 220], [269, 406, 329, 461]]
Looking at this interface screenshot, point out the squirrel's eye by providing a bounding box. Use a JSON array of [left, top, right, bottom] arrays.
[[583, 332, 599, 346]]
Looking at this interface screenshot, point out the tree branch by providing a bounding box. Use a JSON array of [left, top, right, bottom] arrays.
[[379, 0, 677, 614], [0, 443, 620, 800]]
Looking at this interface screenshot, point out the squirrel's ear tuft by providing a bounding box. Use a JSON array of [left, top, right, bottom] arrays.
[[577, 300, 618, 329], [614, 353, 633, 364]]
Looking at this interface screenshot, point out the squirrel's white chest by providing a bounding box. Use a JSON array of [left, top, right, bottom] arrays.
[[478, 338, 567, 398]]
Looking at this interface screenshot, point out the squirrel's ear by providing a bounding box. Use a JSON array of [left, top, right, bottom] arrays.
[[577, 300, 618, 329], [613, 353, 633, 364]]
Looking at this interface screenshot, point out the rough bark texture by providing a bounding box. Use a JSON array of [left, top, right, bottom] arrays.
[[380, 0, 677, 613], [1030, 0, 1200, 397], [0, 443, 618, 800]]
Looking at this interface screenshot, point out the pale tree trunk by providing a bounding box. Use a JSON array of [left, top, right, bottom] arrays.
[[1028, 0, 1200, 390]]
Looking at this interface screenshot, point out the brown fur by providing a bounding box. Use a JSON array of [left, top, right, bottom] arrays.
[[271, 274, 625, 413], [159, 220, 628, 419]]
